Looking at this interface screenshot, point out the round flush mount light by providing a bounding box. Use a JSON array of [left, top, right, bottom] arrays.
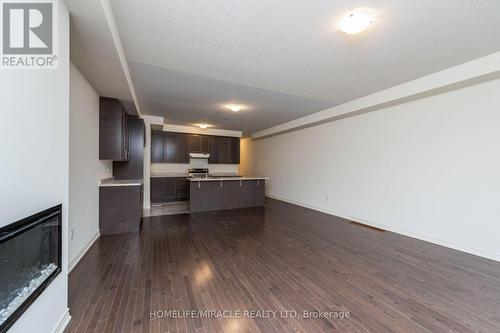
[[198, 124, 209, 129], [227, 104, 242, 112], [339, 11, 374, 34]]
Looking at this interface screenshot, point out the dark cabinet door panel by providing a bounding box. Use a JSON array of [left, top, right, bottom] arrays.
[[113, 116, 145, 179], [176, 133, 189, 163], [151, 177, 185, 202], [201, 135, 209, 154], [189, 135, 202, 153], [151, 130, 165, 163], [229, 137, 240, 164], [208, 136, 219, 163], [217, 137, 230, 164], [175, 178, 189, 200], [152, 131, 191, 163], [165, 133, 177, 163], [121, 110, 129, 160], [99, 97, 129, 161], [150, 177, 164, 202], [206, 136, 240, 164], [99, 185, 142, 235], [163, 178, 176, 201]]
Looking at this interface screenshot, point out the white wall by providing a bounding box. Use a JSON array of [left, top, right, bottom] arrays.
[[252, 78, 500, 261], [240, 138, 257, 176], [0, 1, 71, 332], [69, 62, 112, 270]]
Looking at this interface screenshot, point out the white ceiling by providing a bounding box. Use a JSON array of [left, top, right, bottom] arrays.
[[104, 0, 500, 133], [129, 60, 332, 133], [66, 0, 134, 111]]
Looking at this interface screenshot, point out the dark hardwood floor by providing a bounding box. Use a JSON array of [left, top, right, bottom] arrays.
[[67, 198, 500, 333]]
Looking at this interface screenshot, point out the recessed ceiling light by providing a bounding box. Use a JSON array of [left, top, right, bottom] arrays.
[[198, 124, 208, 129], [339, 11, 374, 35], [227, 104, 242, 112]]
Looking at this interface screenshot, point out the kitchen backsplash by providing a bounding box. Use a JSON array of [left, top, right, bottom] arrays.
[[151, 159, 239, 174]]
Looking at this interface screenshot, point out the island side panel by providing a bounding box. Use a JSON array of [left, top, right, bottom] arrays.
[[189, 180, 265, 213], [99, 185, 142, 234], [252, 179, 266, 207]]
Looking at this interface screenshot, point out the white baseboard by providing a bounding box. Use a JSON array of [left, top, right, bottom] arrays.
[[52, 308, 71, 333], [69, 231, 100, 272], [266, 194, 500, 262]]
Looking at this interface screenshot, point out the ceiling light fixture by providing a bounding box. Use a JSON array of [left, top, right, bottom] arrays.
[[227, 104, 242, 112], [198, 124, 208, 129], [339, 11, 374, 35]]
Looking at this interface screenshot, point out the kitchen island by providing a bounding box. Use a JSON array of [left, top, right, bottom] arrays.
[[189, 177, 268, 213]]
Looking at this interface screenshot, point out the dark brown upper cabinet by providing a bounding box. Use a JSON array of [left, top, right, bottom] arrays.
[[188, 134, 209, 154], [113, 115, 145, 179], [176, 133, 189, 163], [151, 131, 190, 163], [201, 135, 209, 154], [188, 135, 201, 153], [229, 137, 240, 164], [99, 97, 129, 161], [165, 132, 177, 163], [208, 136, 219, 164], [151, 130, 165, 163], [151, 131, 239, 164], [217, 136, 230, 163], [208, 136, 240, 164]]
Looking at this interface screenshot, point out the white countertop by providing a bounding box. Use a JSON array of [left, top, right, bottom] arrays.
[[208, 172, 240, 177], [189, 177, 269, 182], [99, 178, 143, 187]]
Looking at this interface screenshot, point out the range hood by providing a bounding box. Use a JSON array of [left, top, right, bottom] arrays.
[[190, 153, 210, 159]]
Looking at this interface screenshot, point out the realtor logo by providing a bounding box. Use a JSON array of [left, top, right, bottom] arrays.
[[1, 1, 57, 68]]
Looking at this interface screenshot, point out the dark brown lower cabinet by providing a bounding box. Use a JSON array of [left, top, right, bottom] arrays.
[[151, 177, 189, 203], [176, 178, 189, 200], [189, 180, 265, 213], [99, 185, 142, 235]]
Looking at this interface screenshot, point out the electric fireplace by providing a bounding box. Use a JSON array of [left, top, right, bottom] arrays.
[[0, 205, 62, 333]]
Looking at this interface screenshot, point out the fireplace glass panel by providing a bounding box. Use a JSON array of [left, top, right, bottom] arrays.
[[0, 205, 61, 332]]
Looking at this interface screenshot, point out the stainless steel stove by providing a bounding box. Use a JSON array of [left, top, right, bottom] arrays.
[[188, 168, 209, 178]]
